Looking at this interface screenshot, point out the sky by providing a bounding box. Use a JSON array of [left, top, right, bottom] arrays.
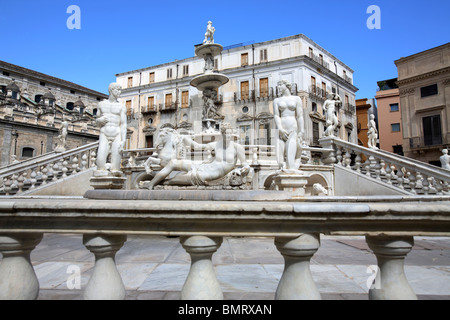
[[0, 0, 449, 99]]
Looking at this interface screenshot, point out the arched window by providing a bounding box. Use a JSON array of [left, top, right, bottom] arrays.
[[66, 102, 74, 110], [21, 147, 34, 158], [35, 94, 43, 103], [92, 108, 98, 116]]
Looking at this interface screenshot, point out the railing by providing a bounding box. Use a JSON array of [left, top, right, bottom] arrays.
[[0, 141, 99, 196], [141, 105, 158, 114], [0, 194, 449, 300], [320, 137, 450, 195]]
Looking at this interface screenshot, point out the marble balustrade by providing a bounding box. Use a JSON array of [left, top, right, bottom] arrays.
[[0, 195, 449, 300]]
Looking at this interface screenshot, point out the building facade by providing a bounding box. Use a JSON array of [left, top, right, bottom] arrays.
[[395, 43, 450, 166], [116, 34, 358, 151], [375, 78, 402, 155], [0, 60, 107, 166]]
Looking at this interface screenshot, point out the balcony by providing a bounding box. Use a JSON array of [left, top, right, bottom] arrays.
[[141, 104, 158, 114], [308, 53, 330, 70], [309, 85, 328, 101], [159, 102, 177, 112]]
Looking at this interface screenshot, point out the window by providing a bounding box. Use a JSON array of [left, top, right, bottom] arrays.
[[322, 82, 326, 98], [165, 93, 173, 107], [421, 84, 438, 98], [240, 125, 251, 145], [311, 76, 316, 91], [240, 81, 249, 100], [149, 72, 155, 84], [182, 65, 189, 77], [40, 82, 46, 86], [312, 122, 320, 146], [319, 54, 324, 65], [393, 145, 404, 156], [423, 115, 442, 146], [260, 49, 268, 62], [70, 90, 76, 94], [390, 103, 399, 112], [93, 108, 98, 116], [391, 123, 401, 132], [35, 94, 43, 103], [259, 123, 271, 146], [241, 53, 249, 66], [309, 47, 313, 58], [127, 77, 133, 88], [167, 68, 173, 80], [214, 59, 218, 70], [66, 102, 74, 110], [21, 147, 34, 158], [259, 78, 269, 98], [146, 135, 153, 149], [312, 102, 317, 113], [181, 91, 189, 108], [126, 100, 132, 116], [148, 96, 155, 109]]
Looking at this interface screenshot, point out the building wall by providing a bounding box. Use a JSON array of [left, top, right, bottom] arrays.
[[395, 43, 450, 165], [116, 34, 358, 151], [356, 99, 371, 147], [375, 88, 402, 153]]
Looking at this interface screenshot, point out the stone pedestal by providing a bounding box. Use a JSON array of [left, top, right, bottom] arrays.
[[271, 171, 311, 196], [180, 236, 223, 300], [83, 234, 127, 300], [0, 233, 43, 300], [90, 170, 126, 190], [366, 236, 417, 300], [275, 234, 321, 300]]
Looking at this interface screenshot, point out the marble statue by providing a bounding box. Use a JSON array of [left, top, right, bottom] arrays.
[[55, 120, 69, 152], [440, 149, 450, 170], [145, 123, 250, 189], [203, 88, 220, 119], [323, 93, 342, 137], [367, 114, 378, 149], [143, 128, 181, 174], [203, 21, 215, 44], [95, 83, 127, 176], [273, 80, 305, 171]]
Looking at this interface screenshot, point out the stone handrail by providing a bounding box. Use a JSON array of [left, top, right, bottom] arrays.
[[0, 193, 449, 300], [0, 141, 99, 196], [320, 137, 450, 195]]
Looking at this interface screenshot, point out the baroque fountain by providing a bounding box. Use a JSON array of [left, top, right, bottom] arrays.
[[0, 22, 449, 301]]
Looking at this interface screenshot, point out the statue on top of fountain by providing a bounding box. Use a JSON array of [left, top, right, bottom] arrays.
[[203, 21, 215, 44]]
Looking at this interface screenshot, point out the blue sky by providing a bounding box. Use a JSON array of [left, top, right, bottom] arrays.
[[1, 0, 449, 99]]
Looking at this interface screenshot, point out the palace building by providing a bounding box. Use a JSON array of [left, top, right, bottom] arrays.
[[116, 34, 358, 151]]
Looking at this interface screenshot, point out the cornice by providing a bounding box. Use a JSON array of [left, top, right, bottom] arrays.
[[397, 67, 450, 86]]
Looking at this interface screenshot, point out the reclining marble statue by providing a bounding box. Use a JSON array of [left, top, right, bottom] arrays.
[[143, 123, 250, 189], [94, 83, 127, 177], [273, 80, 305, 172]]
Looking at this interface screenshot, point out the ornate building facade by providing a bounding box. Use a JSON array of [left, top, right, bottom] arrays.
[[116, 34, 358, 151], [395, 43, 450, 166], [0, 60, 107, 166]]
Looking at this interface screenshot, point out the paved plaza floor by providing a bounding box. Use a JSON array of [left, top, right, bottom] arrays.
[[5, 234, 449, 300]]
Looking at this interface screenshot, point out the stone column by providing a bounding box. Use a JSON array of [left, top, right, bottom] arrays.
[[180, 236, 223, 300], [366, 236, 417, 300], [0, 233, 43, 300], [83, 234, 127, 300], [274, 234, 321, 300]]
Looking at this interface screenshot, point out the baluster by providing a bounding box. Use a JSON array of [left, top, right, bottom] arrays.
[[402, 170, 410, 191], [17, 172, 25, 194], [52, 161, 59, 182], [434, 179, 444, 195], [379, 159, 386, 179], [83, 234, 127, 300], [422, 174, 429, 195], [366, 236, 417, 300], [274, 234, 321, 300], [41, 165, 48, 185], [414, 171, 423, 194], [385, 163, 392, 184], [29, 168, 37, 189], [354, 153, 362, 173], [344, 149, 351, 168], [4, 177, 12, 196], [81, 153, 88, 171], [62, 158, 69, 178], [180, 236, 223, 300], [396, 168, 404, 189], [408, 171, 417, 194], [428, 177, 437, 194], [71, 155, 79, 173], [364, 159, 371, 177], [252, 147, 258, 165], [336, 147, 343, 166], [0, 233, 43, 300], [90, 151, 97, 168]]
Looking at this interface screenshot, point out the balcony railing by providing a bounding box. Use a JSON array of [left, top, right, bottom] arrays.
[[141, 105, 158, 114], [159, 102, 177, 112]]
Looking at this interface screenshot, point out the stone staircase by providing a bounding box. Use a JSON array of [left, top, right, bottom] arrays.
[[320, 137, 450, 196], [0, 142, 98, 196]]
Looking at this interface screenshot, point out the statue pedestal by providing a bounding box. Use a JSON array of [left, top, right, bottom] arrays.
[[271, 170, 311, 196], [90, 170, 126, 190]]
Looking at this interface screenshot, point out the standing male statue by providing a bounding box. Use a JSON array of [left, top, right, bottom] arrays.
[[440, 149, 450, 170], [323, 93, 342, 137], [273, 80, 305, 171], [95, 83, 127, 176], [203, 21, 215, 44]]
